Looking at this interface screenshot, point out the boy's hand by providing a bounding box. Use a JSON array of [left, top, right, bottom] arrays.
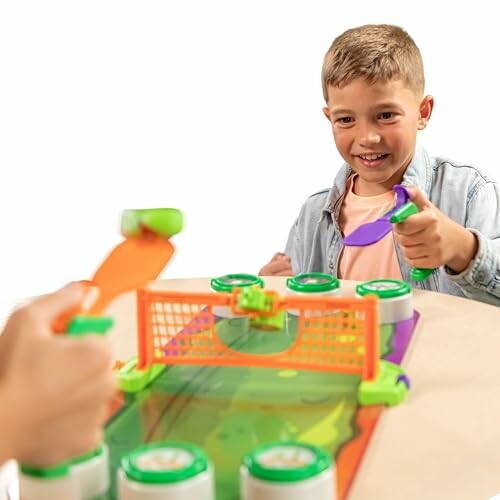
[[393, 186, 478, 273], [0, 283, 117, 467], [259, 252, 293, 276]]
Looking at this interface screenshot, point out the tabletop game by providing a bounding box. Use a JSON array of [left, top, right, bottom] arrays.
[[18, 206, 420, 500]]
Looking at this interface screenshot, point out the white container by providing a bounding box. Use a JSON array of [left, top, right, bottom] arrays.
[[19, 463, 79, 500], [356, 279, 413, 323], [210, 273, 264, 318], [240, 441, 336, 500], [19, 444, 109, 500], [118, 441, 214, 500], [286, 273, 340, 316], [70, 443, 109, 498]]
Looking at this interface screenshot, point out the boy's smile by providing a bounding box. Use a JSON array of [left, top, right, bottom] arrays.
[[323, 78, 433, 196]]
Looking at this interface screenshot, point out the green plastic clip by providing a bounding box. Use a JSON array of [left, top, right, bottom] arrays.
[[117, 356, 166, 393], [250, 310, 285, 331], [237, 287, 285, 330], [237, 286, 273, 313], [358, 360, 409, 406]]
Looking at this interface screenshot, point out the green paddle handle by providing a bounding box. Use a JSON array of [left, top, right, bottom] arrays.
[[67, 315, 114, 336], [390, 202, 435, 282], [389, 201, 418, 223]]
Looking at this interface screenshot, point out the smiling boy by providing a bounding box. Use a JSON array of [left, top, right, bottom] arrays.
[[260, 24, 500, 305]]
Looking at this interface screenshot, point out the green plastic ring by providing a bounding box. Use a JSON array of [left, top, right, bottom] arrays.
[[286, 273, 339, 293], [210, 273, 264, 293], [121, 441, 208, 484], [356, 279, 411, 299], [243, 441, 331, 483]]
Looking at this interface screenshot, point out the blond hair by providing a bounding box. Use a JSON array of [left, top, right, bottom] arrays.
[[321, 24, 425, 102]]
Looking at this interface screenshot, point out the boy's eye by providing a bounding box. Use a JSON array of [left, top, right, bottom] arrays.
[[379, 112, 394, 120], [337, 117, 353, 124]]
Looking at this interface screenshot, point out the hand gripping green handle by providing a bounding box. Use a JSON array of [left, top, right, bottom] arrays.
[[390, 202, 435, 282]]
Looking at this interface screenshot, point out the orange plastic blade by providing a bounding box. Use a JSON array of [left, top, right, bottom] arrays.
[[89, 237, 174, 314]]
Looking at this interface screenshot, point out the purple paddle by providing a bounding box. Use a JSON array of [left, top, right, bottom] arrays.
[[343, 184, 410, 247]]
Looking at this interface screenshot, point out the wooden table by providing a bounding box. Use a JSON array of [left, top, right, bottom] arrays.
[[106, 277, 500, 500]]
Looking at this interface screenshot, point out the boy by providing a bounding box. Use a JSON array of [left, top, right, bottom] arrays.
[[259, 24, 500, 306], [0, 283, 116, 468]]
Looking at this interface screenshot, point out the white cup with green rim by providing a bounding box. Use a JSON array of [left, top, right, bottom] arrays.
[[356, 279, 413, 324], [70, 443, 109, 499], [19, 463, 79, 500], [19, 443, 109, 500], [210, 273, 264, 318], [118, 441, 214, 500], [240, 441, 336, 500], [286, 273, 340, 316]]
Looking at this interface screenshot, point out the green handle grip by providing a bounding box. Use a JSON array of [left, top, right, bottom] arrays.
[[390, 202, 435, 282], [67, 315, 114, 336], [390, 201, 419, 224], [410, 268, 434, 281]]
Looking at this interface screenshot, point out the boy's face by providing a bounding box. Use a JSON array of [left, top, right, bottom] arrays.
[[323, 78, 433, 196]]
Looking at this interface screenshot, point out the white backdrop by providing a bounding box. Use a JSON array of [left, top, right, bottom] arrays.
[[1, 0, 499, 309]]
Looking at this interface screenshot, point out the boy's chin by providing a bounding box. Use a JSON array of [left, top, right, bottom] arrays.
[[354, 169, 405, 193]]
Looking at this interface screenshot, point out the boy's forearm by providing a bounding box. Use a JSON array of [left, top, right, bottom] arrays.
[[446, 227, 479, 274], [445, 230, 500, 305]]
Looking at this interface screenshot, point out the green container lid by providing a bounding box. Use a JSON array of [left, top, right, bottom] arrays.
[[356, 279, 411, 299], [243, 441, 331, 483], [20, 463, 71, 479], [70, 444, 105, 466], [20, 444, 106, 479], [121, 442, 208, 484], [286, 273, 339, 293], [210, 273, 264, 293]]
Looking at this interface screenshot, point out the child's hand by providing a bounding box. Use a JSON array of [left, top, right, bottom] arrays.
[[259, 252, 293, 276], [0, 283, 117, 468], [393, 186, 478, 273]]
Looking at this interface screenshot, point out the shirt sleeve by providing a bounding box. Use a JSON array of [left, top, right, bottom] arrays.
[[444, 180, 500, 305], [284, 217, 303, 275]]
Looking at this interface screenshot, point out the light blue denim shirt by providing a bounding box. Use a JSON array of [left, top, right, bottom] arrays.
[[284, 144, 500, 306]]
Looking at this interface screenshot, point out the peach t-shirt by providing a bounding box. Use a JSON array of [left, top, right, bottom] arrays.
[[339, 176, 402, 281]]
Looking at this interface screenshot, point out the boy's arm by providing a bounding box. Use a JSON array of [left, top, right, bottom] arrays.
[[259, 192, 330, 277], [258, 217, 303, 277], [443, 181, 500, 304], [393, 185, 500, 305], [258, 252, 293, 276], [284, 218, 303, 275]]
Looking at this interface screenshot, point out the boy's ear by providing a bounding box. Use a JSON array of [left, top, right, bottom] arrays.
[[322, 106, 332, 122], [417, 95, 434, 130]]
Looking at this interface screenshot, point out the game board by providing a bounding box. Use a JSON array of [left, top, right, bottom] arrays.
[[104, 301, 419, 499], [26, 205, 419, 500]]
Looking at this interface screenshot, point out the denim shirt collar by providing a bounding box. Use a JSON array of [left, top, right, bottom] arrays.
[[322, 143, 432, 216]]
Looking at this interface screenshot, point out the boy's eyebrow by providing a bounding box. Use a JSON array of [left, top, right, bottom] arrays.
[[330, 107, 353, 116], [371, 101, 404, 110], [330, 102, 404, 116]]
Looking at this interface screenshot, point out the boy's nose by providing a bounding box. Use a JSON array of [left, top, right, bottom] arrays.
[[358, 127, 381, 146]]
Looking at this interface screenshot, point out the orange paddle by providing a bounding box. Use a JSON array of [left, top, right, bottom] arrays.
[[52, 208, 182, 333]]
